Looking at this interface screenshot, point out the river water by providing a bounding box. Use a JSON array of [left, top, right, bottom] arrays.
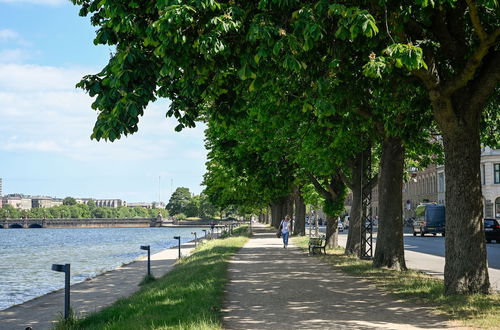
[[0, 227, 204, 310]]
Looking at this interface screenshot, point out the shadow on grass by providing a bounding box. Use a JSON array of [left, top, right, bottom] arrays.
[[58, 236, 248, 330], [293, 236, 500, 328]]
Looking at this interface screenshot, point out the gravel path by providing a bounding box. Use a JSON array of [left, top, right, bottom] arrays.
[[222, 223, 457, 330]]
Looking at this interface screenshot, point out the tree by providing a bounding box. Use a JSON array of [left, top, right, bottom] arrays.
[[63, 197, 77, 206], [72, 0, 498, 294], [1, 205, 20, 219], [184, 196, 201, 218], [361, 0, 499, 295], [166, 187, 192, 216]]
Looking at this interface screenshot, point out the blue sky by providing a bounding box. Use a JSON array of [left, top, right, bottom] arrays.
[[0, 0, 208, 202]]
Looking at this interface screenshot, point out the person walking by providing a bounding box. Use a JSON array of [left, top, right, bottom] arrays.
[[280, 215, 291, 249]]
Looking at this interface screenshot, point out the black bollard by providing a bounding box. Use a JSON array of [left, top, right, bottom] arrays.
[[174, 236, 181, 259], [51, 264, 70, 319], [140, 245, 151, 276]]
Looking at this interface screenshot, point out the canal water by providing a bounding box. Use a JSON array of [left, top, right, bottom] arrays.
[[0, 227, 204, 310]]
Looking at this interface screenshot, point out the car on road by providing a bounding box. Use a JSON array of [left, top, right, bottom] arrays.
[[413, 203, 445, 237], [338, 222, 344, 232], [484, 218, 500, 243]]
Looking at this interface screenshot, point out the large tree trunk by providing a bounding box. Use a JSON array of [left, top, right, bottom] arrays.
[[345, 151, 364, 255], [294, 186, 306, 235], [373, 137, 407, 270], [440, 110, 489, 295], [271, 199, 285, 228], [309, 173, 345, 248], [325, 212, 339, 248]]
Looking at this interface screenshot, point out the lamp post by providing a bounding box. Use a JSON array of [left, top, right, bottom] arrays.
[[173, 236, 181, 259], [51, 264, 70, 320], [191, 232, 197, 247], [140, 245, 151, 276]]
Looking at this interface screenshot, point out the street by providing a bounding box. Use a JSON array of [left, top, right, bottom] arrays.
[[315, 225, 500, 269], [314, 225, 500, 291]]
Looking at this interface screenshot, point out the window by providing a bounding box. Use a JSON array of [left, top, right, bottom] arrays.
[[495, 164, 500, 184], [438, 173, 445, 193], [496, 197, 500, 218], [481, 164, 486, 185]]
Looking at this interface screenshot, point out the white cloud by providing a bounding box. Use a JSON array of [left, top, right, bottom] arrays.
[[0, 29, 19, 41], [0, 63, 207, 164], [3, 139, 64, 152], [0, 0, 66, 5], [0, 63, 84, 91], [0, 49, 32, 63]]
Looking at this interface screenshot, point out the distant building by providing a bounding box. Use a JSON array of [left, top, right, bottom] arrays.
[[347, 147, 500, 220], [75, 198, 125, 208], [127, 202, 153, 209], [2, 194, 32, 210], [75, 198, 95, 205], [95, 199, 125, 208], [434, 147, 500, 219], [152, 201, 166, 209], [479, 147, 500, 218], [402, 164, 439, 219], [31, 196, 63, 208]]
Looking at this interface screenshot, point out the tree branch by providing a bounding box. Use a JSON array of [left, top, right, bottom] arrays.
[[442, 27, 500, 97], [465, 0, 487, 42], [412, 62, 439, 90], [354, 105, 385, 135], [307, 172, 330, 200], [468, 50, 500, 112], [327, 173, 344, 199], [431, 9, 458, 60], [339, 169, 354, 190]]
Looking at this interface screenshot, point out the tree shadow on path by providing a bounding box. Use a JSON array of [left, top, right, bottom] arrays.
[[223, 227, 454, 330]]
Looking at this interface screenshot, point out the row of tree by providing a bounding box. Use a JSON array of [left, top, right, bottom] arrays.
[[72, 0, 499, 296], [0, 203, 168, 219], [166, 187, 217, 218]]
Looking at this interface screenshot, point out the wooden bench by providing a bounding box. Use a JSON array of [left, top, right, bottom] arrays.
[[308, 236, 327, 255]]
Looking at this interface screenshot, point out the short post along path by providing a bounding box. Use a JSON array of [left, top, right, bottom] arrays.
[[222, 223, 456, 329]]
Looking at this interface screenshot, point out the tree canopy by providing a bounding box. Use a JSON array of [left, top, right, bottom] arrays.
[[73, 0, 499, 295]]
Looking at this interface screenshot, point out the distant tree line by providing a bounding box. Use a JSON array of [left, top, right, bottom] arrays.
[[166, 187, 216, 219], [0, 200, 168, 219]]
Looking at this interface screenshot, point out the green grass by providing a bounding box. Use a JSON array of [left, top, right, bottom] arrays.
[[56, 228, 250, 330], [293, 236, 500, 329]]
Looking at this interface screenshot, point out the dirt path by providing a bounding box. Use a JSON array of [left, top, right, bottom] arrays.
[[222, 224, 457, 330], [0, 240, 198, 330]]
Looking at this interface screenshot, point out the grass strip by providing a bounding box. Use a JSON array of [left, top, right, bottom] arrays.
[[293, 236, 500, 329], [56, 227, 250, 330]]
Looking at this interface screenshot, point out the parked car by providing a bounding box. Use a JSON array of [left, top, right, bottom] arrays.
[[484, 218, 500, 243], [413, 203, 445, 237], [338, 222, 344, 232]]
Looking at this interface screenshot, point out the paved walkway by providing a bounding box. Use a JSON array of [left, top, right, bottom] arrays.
[[0, 240, 199, 330], [223, 224, 457, 330]]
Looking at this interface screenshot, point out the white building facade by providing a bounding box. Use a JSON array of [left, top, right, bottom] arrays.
[[408, 147, 500, 219]]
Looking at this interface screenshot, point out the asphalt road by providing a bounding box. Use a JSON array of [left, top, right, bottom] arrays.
[[315, 225, 500, 269], [403, 234, 500, 269]]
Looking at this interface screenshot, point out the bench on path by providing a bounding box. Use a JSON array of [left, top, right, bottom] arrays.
[[308, 236, 327, 255]]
